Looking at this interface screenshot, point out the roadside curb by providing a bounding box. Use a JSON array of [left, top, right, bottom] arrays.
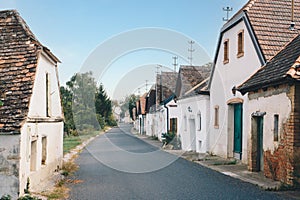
[[130, 129, 282, 191], [63, 128, 111, 162]]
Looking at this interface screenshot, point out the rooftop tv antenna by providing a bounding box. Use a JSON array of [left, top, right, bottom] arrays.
[[188, 40, 195, 66], [172, 56, 178, 72], [145, 80, 148, 92], [155, 65, 162, 107], [138, 87, 140, 96], [223, 6, 233, 21]]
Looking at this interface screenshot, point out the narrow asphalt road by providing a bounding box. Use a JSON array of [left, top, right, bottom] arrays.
[[68, 124, 290, 200]]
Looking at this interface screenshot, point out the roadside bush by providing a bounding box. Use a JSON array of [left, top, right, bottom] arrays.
[[96, 114, 106, 129], [18, 195, 41, 200], [0, 195, 11, 200]]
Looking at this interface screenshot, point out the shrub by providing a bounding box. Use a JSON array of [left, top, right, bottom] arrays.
[[0, 194, 11, 200]]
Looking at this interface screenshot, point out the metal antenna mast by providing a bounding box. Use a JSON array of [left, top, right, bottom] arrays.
[[145, 80, 148, 92], [138, 87, 140, 96], [155, 65, 162, 109], [172, 56, 178, 72], [223, 6, 233, 21], [188, 41, 195, 66]]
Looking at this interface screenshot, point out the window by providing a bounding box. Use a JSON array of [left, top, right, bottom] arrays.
[[214, 106, 219, 129], [46, 73, 51, 117], [170, 118, 177, 134], [274, 114, 279, 141], [184, 116, 187, 131], [237, 30, 244, 58], [30, 140, 37, 171], [223, 39, 229, 64], [41, 136, 47, 165], [197, 112, 201, 131]]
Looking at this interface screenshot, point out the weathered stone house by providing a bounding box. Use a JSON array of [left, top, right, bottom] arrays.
[[0, 10, 63, 198], [238, 34, 300, 186]]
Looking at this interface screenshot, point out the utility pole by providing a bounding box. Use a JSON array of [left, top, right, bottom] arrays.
[[155, 65, 162, 111], [138, 87, 140, 96], [223, 6, 233, 21], [145, 80, 148, 92], [172, 56, 178, 72], [188, 40, 195, 66]]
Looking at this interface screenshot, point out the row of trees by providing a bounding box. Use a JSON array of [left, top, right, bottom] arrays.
[[119, 94, 139, 121], [60, 72, 117, 136]]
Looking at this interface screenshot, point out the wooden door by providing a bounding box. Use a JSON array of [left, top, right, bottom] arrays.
[[234, 104, 243, 154]]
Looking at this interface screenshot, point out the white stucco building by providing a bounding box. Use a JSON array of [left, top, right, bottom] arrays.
[[0, 10, 63, 198], [208, 0, 300, 163]]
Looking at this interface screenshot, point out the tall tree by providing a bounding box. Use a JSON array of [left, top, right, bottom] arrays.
[[61, 72, 116, 134], [120, 94, 139, 121], [95, 84, 116, 127], [60, 85, 74, 135]]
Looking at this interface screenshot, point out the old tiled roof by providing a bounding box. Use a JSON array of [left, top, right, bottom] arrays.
[[243, 0, 300, 61], [238, 34, 300, 94], [0, 10, 59, 133], [146, 86, 156, 113], [156, 71, 178, 103], [176, 63, 211, 98]]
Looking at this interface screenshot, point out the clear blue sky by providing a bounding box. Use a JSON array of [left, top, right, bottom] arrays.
[[1, 0, 248, 100]]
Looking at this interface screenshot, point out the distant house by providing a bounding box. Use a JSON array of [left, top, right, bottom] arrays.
[[136, 93, 147, 134], [145, 85, 156, 137], [175, 64, 211, 152], [208, 0, 300, 163], [146, 71, 178, 140], [0, 10, 63, 198], [238, 34, 300, 186]]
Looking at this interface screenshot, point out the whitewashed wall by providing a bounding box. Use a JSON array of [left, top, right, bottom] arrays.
[[19, 122, 63, 194], [145, 100, 180, 141], [209, 20, 262, 162], [0, 135, 20, 199], [247, 91, 291, 153], [178, 95, 210, 153], [19, 52, 63, 195]]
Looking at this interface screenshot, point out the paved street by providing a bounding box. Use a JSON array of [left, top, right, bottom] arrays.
[[68, 124, 290, 200]]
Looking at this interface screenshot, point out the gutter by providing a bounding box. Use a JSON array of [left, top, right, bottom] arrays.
[[163, 103, 169, 132]]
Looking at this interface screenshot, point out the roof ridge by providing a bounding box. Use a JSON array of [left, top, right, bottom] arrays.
[[12, 10, 42, 46], [243, 0, 257, 12]]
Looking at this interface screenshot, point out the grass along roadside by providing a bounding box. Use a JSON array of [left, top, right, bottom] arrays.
[[63, 127, 109, 155]]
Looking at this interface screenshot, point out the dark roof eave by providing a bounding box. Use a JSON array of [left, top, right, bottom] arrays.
[[238, 77, 290, 95], [196, 90, 210, 95]]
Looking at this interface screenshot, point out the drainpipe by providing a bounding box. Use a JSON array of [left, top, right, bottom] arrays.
[[164, 103, 169, 132]]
